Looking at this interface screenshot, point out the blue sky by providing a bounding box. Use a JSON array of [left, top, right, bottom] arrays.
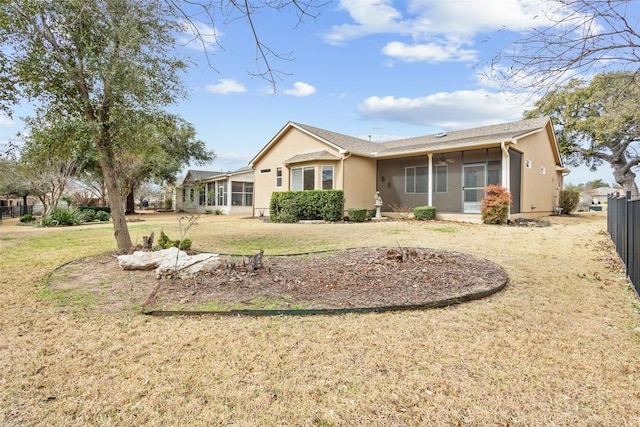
[[0, 0, 619, 185]]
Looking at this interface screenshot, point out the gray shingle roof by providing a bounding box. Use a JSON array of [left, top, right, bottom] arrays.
[[284, 150, 341, 165], [293, 117, 551, 157], [291, 123, 380, 155]]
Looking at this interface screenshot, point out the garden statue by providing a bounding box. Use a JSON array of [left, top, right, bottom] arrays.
[[374, 191, 383, 219]]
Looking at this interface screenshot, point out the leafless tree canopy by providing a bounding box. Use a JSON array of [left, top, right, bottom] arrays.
[[497, 0, 640, 91], [166, 0, 329, 90]]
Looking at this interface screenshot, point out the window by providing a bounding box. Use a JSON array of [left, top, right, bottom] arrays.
[[291, 166, 315, 190], [276, 167, 282, 187], [207, 182, 216, 206], [322, 165, 334, 190], [487, 161, 501, 186], [217, 181, 226, 206], [435, 165, 447, 193], [231, 182, 253, 206], [405, 166, 428, 193]]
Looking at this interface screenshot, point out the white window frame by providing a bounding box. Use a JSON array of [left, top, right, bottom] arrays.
[[276, 167, 282, 187], [231, 182, 253, 206], [405, 166, 428, 194], [291, 166, 315, 191], [321, 165, 334, 190]]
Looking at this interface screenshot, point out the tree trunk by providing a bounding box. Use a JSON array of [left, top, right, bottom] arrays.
[[98, 156, 133, 253], [125, 191, 136, 215], [612, 163, 639, 198]]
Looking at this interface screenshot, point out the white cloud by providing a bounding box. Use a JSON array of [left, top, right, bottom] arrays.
[[357, 89, 536, 129], [382, 41, 478, 63], [205, 79, 247, 95], [283, 82, 316, 97], [178, 20, 220, 52], [323, 0, 572, 63], [0, 115, 15, 127]]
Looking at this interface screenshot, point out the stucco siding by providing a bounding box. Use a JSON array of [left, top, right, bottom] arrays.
[[516, 132, 562, 213], [252, 127, 343, 216], [342, 155, 377, 213]]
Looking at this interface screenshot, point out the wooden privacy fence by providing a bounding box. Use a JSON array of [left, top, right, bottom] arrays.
[[607, 191, 640, 296]]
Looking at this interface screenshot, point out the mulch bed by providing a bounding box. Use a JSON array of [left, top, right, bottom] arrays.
[[146, 247, 509, 311], [48, 247, 509, 314]]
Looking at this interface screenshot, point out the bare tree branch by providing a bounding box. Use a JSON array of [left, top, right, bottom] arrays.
[[497, 0, 640, 93]]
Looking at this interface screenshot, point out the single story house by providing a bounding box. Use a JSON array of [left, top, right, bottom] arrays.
[[249, 117, 569, 219], [586, 187, 619, 205], [175, 167, 254, 215]]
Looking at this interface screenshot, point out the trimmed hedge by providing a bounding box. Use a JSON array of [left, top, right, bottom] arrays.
[[270, 190, 344, 223], [348, 208, 367, 222], [413, 205, 436, 220]]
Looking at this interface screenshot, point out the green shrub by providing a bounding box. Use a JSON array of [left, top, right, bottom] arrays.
[[559, 190, 580, 214], [270, 190, 344, 223], [41, 207, 81, 227], [95, 211, 110, 222], [481, 185, 511, 224], [177, 238, 192, 250], [163, 197, 173, 210], [19, 214, 35, 223], [158, 230, 171, 249], [348, 208, 367, 222], [413, 206, 436, 220], [78, 209, 97, 222], [157, 231, 192, 250], [78, 206, 111, 213]]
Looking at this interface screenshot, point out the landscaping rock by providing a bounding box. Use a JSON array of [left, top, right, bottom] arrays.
[[117, 248, 220, 279]]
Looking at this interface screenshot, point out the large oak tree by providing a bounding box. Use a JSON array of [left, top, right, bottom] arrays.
[[525, 72, 640, 196]]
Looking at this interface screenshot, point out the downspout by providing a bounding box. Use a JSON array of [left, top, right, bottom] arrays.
[[427, 153, 433, 206], [501, 141, 511, 220]]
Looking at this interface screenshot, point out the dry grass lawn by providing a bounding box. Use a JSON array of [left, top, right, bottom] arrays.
[[1, 212, 639, 426]]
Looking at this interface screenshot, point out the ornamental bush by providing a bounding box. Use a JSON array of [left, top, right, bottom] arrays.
[[348, 208, 367, 222], [157, 230, 192, 250], [481, 185, 511, 224], [270, 190, 344, 223], [78, 209, 97, 222], [559, 190, 580, 214], [19, 214, 35, 223], [41, 207, 81, 227], [95, 210, 110, 222], [413, 206, 436, 220]]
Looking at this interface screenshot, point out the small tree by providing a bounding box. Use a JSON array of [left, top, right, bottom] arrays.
[[481, 185, 511, 225], [559, 190, 580, 214]]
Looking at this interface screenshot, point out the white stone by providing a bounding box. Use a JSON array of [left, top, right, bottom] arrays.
[[117, 248, 220, 279]]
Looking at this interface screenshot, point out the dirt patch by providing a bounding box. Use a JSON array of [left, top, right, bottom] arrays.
[[48, 247, 508, 313]]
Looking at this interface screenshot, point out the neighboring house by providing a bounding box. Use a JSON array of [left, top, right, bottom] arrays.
[[586, 187, 619, 205], [175, 167, 254, 215], [249, 117, 569, 219]]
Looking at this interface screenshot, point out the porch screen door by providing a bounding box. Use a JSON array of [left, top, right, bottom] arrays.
[[463, 164, 486, 213]]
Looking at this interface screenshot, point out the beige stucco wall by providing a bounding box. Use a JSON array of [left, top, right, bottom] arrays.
[[514, 130, 563, 214], [342, 155, 377, 213], [252, 127, 345, 216]]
